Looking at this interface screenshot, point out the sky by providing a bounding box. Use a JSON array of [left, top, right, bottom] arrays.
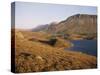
[[15, 2, 97, 29]]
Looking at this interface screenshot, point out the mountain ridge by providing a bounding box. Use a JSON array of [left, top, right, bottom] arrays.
[[32, 14, 97, 35]]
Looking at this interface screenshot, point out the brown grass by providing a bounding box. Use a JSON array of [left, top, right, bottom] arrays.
[[12, 29, 97, 73]]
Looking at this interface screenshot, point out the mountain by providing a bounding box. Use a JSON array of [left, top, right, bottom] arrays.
[[32, 24, 49, 32], [52, 14, 97, 34], [32, 14, 97, 35]]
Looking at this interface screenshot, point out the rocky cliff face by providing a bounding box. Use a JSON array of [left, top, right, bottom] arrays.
[[54, 14, 97, 34], [33, 14, 97, 35]]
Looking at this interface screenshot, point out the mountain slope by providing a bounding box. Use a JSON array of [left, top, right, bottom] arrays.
[[53, 14, 97, 34], [32, 24, 49, 32], [32, 14, 97, 35]]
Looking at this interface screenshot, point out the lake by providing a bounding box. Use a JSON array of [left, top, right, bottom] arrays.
[[67, 40, 97, 56]]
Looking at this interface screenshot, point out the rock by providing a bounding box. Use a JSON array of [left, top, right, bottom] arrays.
[[35, 56, 44, 61]]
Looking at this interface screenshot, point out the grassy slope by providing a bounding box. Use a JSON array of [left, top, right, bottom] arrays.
[[13, 30, 97, 73]]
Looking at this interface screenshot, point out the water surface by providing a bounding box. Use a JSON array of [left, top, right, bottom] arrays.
[[67, 40, 97, 56]]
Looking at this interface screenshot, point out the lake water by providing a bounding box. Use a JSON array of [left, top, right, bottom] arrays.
[[67, 40, 97, 56]]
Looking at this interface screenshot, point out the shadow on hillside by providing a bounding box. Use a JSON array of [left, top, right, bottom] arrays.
[[29, 38, 57, 46]]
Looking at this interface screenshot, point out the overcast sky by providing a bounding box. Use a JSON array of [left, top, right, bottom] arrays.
[[15, 2, 97, 29]]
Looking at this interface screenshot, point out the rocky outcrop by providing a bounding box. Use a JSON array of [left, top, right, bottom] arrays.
[[53, 14, 97, 34]]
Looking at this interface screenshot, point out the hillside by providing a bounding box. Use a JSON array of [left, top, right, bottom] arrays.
[[12, 29, 97, 73], [49, 14, 97, 34], [32, 24, 49, 32], [32, 14, 97, 40]]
